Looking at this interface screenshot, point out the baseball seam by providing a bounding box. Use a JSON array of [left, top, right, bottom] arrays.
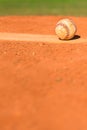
[[69, 19, 77, 33], [56, 23, 70, 39]]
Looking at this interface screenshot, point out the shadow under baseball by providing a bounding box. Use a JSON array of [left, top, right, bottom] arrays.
[[71, 35, 81, 40]]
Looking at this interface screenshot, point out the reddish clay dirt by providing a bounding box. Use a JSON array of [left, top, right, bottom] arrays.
[[0, 16, 87, 130]]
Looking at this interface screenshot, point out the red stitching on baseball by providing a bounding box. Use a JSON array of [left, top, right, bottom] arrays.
[[69, 19, 77, 33], [56, 23, 70, 39]]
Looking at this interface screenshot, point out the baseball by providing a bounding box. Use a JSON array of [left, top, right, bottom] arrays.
[[55, 18, 77, 40]]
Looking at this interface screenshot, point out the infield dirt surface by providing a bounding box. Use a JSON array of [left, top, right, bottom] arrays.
[[0, 16, 87, 130]]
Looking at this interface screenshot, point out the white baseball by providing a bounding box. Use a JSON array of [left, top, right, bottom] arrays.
[[55, 18, 77, 40]]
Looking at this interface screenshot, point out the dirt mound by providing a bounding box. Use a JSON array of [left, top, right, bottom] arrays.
[[0, 16, 87, 130]]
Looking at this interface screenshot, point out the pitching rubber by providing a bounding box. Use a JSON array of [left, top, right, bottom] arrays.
[[0, 32, 86, 44]]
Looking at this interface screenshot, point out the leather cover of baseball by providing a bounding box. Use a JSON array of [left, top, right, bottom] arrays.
[[55, 18, 77, 40]]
